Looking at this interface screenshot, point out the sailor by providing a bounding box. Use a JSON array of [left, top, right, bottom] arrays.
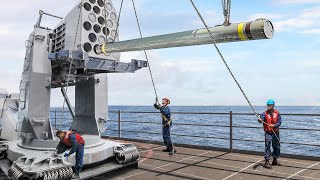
[[56, 130, 85, 179], [258, 99, 282, 169], [154, 97, 176, 155]]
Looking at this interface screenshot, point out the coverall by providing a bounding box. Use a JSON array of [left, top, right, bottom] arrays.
[[154, 104, 172, 149], [57, 132, 85, 174], [260, 111, 282, 160]]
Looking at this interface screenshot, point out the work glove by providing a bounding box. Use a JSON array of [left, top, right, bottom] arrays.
[[269, 124, 276, 128], [53, 149, 58, 154], [258, 118, 262, 123], [52, 149, 59, 157], [64, 153, 69, 157]]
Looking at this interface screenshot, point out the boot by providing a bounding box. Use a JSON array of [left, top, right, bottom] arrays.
[[263, 160, 272, 169], [162, 147, 170, 152], [272, 158, 281, 166], [71, 171, 80, 179], [168, 146, 177, 155]]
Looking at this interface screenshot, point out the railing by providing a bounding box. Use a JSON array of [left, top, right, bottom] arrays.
[[105, 110, 320, 153], [51, 110, 320, 153]]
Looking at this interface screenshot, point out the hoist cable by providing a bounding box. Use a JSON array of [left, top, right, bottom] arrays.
[[103, 0, 124, 43], [188, 0, 280, 143], [131, 0, 159, 102], [103, 0, 108, 43], [114, 0, 124, 42]]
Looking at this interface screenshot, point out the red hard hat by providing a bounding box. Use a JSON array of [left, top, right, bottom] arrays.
[[162, 97, 170, 104]]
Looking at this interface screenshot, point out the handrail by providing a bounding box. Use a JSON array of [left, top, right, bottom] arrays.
[[107, 120, 320, 132], [52, 110, 320, 116], [107, 110, 320, 116], [107, 129, 320, 147], [51, 109, 320, 155]]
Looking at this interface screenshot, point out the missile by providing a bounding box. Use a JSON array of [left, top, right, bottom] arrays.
[[96, 19, 274, 54]]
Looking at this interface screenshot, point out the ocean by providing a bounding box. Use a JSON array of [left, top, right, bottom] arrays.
[[50, 106, 320, 157]]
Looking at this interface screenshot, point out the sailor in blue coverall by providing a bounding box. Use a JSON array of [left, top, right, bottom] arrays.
[[154, 97, 176, 155]]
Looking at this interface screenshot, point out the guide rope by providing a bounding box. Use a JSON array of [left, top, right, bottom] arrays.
[[103, 0, 124, 43], [113, 0, 124, 42], [103, 0, 108, 43], [189, 0, 280, 143], [131, 0, 159, 102]]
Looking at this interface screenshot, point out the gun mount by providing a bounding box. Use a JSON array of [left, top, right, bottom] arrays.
[[0, 0, 274, 179]]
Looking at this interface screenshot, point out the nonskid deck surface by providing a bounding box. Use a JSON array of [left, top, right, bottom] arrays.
[[91, 138, 320, 180]]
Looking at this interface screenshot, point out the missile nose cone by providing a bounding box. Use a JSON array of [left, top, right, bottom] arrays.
[[264, 20, 274, 39], [248, 19, 274, 40]]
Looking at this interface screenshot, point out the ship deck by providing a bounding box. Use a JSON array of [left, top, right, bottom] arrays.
[[92, 138, 320, 180]]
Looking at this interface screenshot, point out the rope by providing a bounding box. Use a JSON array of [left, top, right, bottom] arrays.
[[131, 0, 159, 102], [60, 3, 82, 128], [103, 0, 108, 43], [113, 0, 124, 42], [0, 99, 7, 118], [188, 0, 280, 143]]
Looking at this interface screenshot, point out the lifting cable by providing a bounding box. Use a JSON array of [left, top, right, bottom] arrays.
[[131, 0, 159, 102], [114, 0, 124, 42], [189, 0, 280, 143], [131, 0, 175, 154], [104, 0, 124, 43]]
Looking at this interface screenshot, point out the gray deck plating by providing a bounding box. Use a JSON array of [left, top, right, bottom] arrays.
[[78, 161, 138, 180], [96, 138, 320, 180]]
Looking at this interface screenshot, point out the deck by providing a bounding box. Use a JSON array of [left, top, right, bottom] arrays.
[[90, 138, 320, 180]]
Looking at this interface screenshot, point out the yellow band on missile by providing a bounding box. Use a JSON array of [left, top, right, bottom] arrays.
[[237, 23, 247, 41], [102, 44, 107, 55]]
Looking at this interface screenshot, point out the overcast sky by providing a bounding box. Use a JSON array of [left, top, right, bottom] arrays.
[[0, 0, 319, 106]]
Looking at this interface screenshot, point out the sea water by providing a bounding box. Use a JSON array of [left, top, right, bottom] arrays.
[[50, 106, 320, 157]]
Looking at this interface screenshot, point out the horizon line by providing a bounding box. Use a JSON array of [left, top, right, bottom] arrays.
[[51, 105, 320, 107]]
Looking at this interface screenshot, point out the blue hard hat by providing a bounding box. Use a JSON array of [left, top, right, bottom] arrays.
[[266, 99, 275, 105]]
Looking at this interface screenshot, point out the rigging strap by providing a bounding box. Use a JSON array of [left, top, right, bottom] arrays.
[[188, 0, 280, 143], [221, 0, 231, 26], [131, 0, 159, 102]]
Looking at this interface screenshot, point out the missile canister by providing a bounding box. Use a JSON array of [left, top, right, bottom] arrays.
[[97, 19, 274, 54]]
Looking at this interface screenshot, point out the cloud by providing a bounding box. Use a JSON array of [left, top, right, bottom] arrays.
[[273, 6, 320, 32], [301, 29, 320, 34], [191, 10, 221, 27], [161, 60, 215, 73], [274, 0, 320, 5], [0, 25, 15, 36], [247, 13, 286, 21], [0, 70, 20, 93]]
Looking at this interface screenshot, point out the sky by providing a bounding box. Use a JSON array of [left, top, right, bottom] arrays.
[[0, 0, 319, 107]]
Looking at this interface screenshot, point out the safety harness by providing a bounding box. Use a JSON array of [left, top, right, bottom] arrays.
[[161, 113, 171, 127]]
